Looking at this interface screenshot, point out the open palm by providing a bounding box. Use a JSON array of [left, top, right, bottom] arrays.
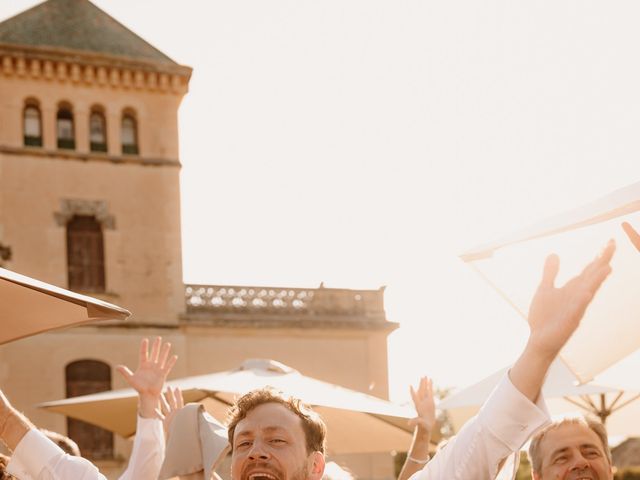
[[116, 337, 177, 398], [409, 376, 436, 433], [527, 241, 615, 358]]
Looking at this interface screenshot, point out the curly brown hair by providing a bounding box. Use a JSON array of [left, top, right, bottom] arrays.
[[226, 387, 326, 455]]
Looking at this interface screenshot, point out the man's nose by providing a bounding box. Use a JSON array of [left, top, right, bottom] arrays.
[[248, 441, 270, 460], [569, 454, 590, 470]]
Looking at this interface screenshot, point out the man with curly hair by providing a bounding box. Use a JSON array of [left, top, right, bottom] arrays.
[[224, 240, 616, 480]]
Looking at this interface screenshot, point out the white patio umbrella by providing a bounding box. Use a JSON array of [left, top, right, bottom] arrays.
[[460, 181, 640, 384], [40, 358, 415, 455], [439, 358, 640, 438], [0, 267, 130, 344]]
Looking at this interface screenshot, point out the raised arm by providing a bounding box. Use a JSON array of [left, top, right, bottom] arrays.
[[398, 377, 435, 480], [1, 389, 106, 480], [510, 240, 615, 401], [0, 389, 33, 452], [116, 337, 178, 480], [413, 240, 616, 480]]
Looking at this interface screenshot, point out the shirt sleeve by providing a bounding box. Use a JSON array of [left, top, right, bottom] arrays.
[[410, 372, 550, 480], [7, 429, 106, 480], [118, 416, 165, 480]]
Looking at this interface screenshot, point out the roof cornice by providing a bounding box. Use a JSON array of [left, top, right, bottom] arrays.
[[0, 43, 191, 94]]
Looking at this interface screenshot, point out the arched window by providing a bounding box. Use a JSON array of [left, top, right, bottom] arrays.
[[66, 215, 105, 292], [89, 109, 107, 152], [23, 101, 42, 147], [57, 104, 75, 150], [121, 113, 138, 155], [65, 360, 113, 459]]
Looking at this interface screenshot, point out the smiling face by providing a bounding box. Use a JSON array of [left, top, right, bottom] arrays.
[[533, 423, 613, 480], [230, 402, 325, 480]]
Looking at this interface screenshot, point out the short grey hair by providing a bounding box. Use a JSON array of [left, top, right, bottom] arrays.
[[528, 416, 611, 474]]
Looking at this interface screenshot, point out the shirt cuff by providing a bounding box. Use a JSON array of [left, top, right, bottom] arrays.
[[7, 428, 64, 479], [137, 415, 163, 431], [478, 372, 550, 451]]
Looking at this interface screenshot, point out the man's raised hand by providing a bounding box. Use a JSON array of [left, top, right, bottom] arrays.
[[408, 377, 436, 435], [159, 387, 184, 439], [527, 240, 615, 361], [116, 337, 178, 418], [510, 240, 615, 403]]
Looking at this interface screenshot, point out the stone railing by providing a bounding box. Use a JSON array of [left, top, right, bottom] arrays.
[[184, 284, 386, 321]]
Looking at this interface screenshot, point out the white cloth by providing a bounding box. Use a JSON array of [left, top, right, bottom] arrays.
[[159, 403, 229, 480], [7, 416, 164, 480], [410, 373, 550, 480]]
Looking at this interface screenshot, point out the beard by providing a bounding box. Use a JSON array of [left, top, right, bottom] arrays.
[[238, 461, 310, 480], [289, 463, 311, 480]]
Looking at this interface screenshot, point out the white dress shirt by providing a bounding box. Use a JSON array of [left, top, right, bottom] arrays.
[[410, 373, 550, 480], [7, 416, 164, 480]]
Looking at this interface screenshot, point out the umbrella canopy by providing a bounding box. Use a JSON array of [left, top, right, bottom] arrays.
[[40, 359, 415, 455], [460, 181, 640, 384], [0, 267, 131, 344], [439, 358, 640, 438]]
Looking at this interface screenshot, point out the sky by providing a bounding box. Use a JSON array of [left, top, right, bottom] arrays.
[[2, 1, 640, 402]]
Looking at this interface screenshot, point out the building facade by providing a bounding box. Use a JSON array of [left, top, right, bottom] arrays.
[[0, 1, 399, 478]]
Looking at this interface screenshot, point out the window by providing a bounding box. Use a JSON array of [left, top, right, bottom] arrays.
[[57, 105, 75, 150], [65, 360, 113, 460], [89, 110, 107, 152], [121, 114, 138, 155], [23, 102, 42, 147], [66, 215, 105, 292]]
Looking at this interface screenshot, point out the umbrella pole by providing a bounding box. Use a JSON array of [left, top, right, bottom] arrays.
[[564, 394, 614, 425], [598, 394, 609, 425]]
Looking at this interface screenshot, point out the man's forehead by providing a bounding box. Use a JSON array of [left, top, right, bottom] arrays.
[[235, 425, 290, 438], [235, 402, 304, 435], [541, 422, 602, 454]]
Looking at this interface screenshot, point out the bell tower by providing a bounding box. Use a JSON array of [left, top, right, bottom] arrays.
[[0, 0, 192, 324]]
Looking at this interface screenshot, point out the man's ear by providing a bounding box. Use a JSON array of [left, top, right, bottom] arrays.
[[309, 451, 325, 480]]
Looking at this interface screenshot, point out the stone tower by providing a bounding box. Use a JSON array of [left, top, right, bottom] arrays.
[[0, 0, 191, 325], [0, 1, 192, 474]]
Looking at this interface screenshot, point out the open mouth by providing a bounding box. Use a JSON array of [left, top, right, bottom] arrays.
[[248, 474, 278, 480], [569, 473, 596, 480]]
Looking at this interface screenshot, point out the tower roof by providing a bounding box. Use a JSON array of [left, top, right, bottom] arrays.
[[0, 0, 178, 66]]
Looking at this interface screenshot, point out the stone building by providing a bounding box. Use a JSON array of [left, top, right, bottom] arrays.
[[0, 1, 399, 478]]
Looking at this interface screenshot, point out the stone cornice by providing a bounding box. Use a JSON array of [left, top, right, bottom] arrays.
[[0, 144, 181, 168], [181, 284, 396, 333], [0, 43, 191, 95], [178, 314, 400, 333]]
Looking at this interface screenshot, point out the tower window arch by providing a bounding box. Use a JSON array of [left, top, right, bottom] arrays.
[[89, 107, 107, 152], [23, 99, 42, 147], [65, 360, 113, 459], [66, 215, 105, 292], [121, 111, 138, 155], [57, 103, 75, 150]]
